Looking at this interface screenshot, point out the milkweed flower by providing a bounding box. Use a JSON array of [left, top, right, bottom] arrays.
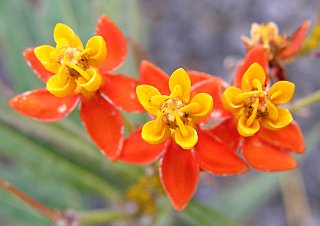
[[242, 21, 310, 80], [222, 62, 294, 137], [119, 61, 248, 211], [138, 67, 213, 149], [208, 46, 305, 172], [242, 21, 310, 61], [9, 15, 142, 160]]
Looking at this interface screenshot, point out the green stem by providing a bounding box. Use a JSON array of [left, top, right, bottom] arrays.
[[122, 114, 136, 134], [78, 209, 129, 225], [289, 89, 320, 113]]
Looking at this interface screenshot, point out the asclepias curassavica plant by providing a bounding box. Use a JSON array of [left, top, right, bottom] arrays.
[[2, 11, 320, 226]]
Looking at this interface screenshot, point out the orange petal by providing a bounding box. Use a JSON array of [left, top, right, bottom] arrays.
[[96, 15, 127, 72], [119, 127, 167, 164], [195, 129, 248, 175], [242, 136, 297, 172], [160, 142, 199, 211], [191, 77, 229, 118], [234, 45, 268, 88], [140, 60, 170, 95], [278, 20, 311, 59], [24, 48, 54, 83], [80, 93, 124, 160], [258, 121, 304, 154], [208, 117, 240, 152], [9, 88, 78, 121], [186, 70, 213, 85], [99, 73, 143, 112]]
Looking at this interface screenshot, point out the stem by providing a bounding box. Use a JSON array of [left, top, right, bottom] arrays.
[[280, 170, 311, 226], [122, 114, 136, 134], [78, 209, 129, 224], [289, 89, 320, 112], [0, 178, 61, 221]]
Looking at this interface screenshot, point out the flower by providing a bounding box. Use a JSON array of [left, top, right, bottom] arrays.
[[119, 61, 248, 211], [9, 15, 143, 160], [137, 67, 213, 149], [208, 46, 305, 172], [222, 62, 294, 137], [242, 21, 310, 61], [242, 21, 310, 81]]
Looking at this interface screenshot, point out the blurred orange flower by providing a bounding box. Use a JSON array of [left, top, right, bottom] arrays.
[[242, 21, 310, 81]]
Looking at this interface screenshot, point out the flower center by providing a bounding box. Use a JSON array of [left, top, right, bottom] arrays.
[[243, 93, 269, 120], [252, 24, 288, 60], [57, 47, 91, 79], [161, 98, 190, 130]]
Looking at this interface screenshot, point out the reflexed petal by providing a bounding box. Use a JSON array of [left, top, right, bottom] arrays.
[[262, 107, 292, 130], [140, 60, 170, 95], [238, 114, 260, 137], [96, 15, 127, 72], [221, 87, 243, 113], [77, 69, 101, 92], [100, 73, 143, 112], [234, 45, 268, 88], [9, 88, 79, 121], [54, 23, 83, 49], [186, 70, 212, 85], [136, 85, 162, 116], [142, 120, 171, 144], [80, 94, 124, 160], [34, 45, 60, 73], [258, 121, 304, 154], [46, 74, 77, 97], [86, 36, 107, 67], [208, 117, 240, 152], [278, 20, 311, 59], [160, 143, 199, 211], [180, 93, 213, 122], [195, 129, 248, 175], [169, 68, 191, 103], [241, 63, 266, 91], [174, 125, 198, 149], [24, 48, 53, 83], [119, 127, 166, 164], [242, 136, 297, 171], [268, 81, 295, 105]]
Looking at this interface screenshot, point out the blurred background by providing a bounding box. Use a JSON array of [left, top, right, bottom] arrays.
[[0, 0, 320, 225]]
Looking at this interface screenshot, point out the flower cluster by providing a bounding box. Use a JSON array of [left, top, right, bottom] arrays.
[[9, 16, 307, 211]]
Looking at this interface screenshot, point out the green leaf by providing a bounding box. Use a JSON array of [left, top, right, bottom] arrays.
[[182, 200, 241, 226]]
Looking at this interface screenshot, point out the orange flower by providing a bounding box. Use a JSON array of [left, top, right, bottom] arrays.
[[209, 46, 305, 171], [242, 21, 310, 61], [242, 21, 310, 81], [9, 15, 143, 160], [119, 61, 248, 211]]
